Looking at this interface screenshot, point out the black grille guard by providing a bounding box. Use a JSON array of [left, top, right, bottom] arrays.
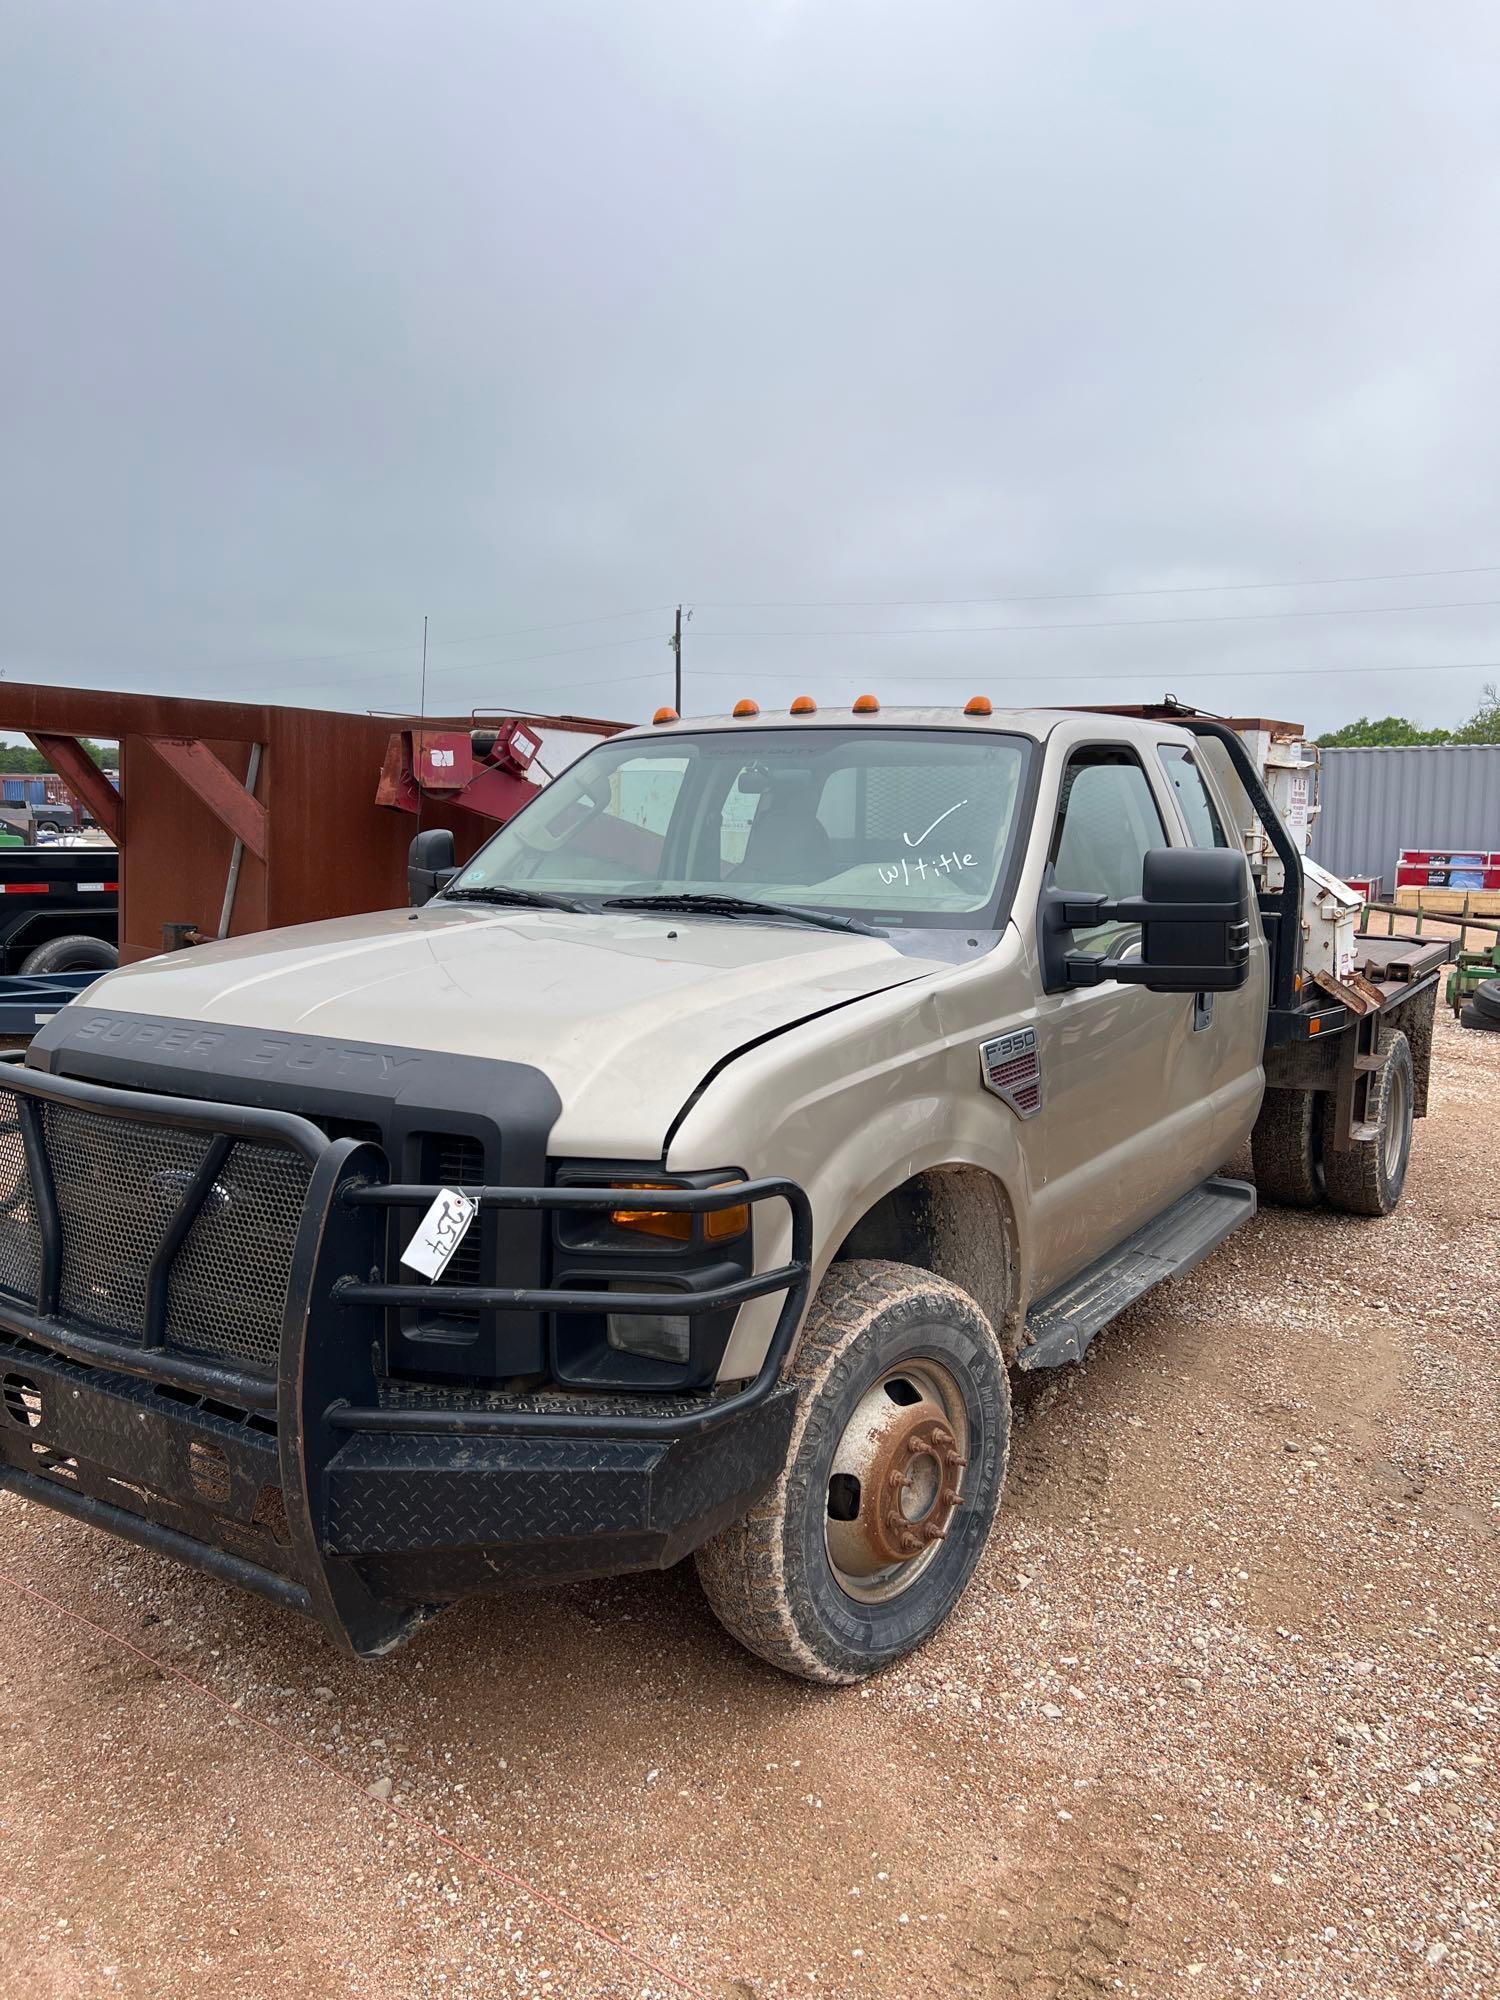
[[0, 1056, 812, 1653], [329, 1178, 811, 1439]]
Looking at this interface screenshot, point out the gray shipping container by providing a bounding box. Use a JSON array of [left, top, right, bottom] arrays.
[[1314, 743, 1500, 886]]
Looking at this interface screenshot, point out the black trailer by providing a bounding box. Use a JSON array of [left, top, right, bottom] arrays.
[[0, 848, 118, 976]]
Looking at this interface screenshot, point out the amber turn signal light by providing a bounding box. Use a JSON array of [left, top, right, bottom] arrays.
[[964, 695, 992, 715], [732, 698, 760, 717], [789, 695, 817, 714], [705, 1202, 751, 1242], [851, 693, 880, 713], [652, 706, 678, 725], [608, 1184, 750, 1243]]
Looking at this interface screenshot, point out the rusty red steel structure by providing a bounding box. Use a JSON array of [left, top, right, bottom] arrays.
[[0, 683, 622, 965]]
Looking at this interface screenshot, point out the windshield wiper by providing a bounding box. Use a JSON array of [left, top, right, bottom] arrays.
[[602, 892, 886, 938], [439, 884, 588, 913]]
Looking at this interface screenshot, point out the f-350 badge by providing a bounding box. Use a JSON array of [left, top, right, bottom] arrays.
[[979, 1027, 1042, 1118]]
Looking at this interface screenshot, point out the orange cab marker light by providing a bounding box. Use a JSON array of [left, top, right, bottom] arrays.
[[652, 706, 678, 725], [852, 693, 880, 713], [789, 695, 817, 714], [732, 698, 760, 717], [964, 695, 993, 716]]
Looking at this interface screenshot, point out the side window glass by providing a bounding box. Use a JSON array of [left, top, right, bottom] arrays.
[[1050, 750, 1167, 958], [1157, 745, 1228, 849]]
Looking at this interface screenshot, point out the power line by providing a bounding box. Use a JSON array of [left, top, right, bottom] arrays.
[[160, 592, 1500, 702], [385, 655, 1500, 712], [691, 563, 1500, 611], [60, 656, 1496, 730], [686, 658, 1500, 689], [426, 633, 664, 677], [268, 646, 1500, 711], [686, 595, 1500, 643]]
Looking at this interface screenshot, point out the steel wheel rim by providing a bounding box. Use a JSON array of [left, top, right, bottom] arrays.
[[824, 1358, 970, 1605], [1382, 1058, 1409, 1177]]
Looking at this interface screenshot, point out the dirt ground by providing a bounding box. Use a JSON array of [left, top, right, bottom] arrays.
[[0, 1011, 1495, 2000]]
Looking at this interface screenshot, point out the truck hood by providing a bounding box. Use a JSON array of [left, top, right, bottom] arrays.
[[70, 903, 941, 1151]]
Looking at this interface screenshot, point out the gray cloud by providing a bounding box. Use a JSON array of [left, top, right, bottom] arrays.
[[3, 0, 1497, 733]]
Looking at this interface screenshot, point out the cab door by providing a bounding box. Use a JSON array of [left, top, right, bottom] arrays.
[[1024, 742, 1218, 1295], [1154, 741, 1269, 1162]]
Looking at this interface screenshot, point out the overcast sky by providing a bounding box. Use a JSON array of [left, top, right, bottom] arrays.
[[3, 1, 1498, 735]]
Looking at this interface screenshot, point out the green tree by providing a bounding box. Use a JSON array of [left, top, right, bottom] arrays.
[[1453, 682, 1500, 744], [1315, 715, 1450, 747], [0, 737, 114, 775]]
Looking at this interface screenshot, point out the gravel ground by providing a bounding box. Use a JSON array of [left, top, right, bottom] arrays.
[[0, 1009, 1495, 1999]]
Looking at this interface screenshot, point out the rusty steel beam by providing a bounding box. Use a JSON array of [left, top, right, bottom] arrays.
[[26, 733, 122, 841], [1, 682, 276, 742], [0, 678, 620, 744], [143, 737, 268, 860]]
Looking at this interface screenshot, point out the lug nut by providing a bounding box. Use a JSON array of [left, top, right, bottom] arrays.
[[922, 1521, 946, 1543], [887, 1469, 906, 1491], [906, 1434, 927, 1455]]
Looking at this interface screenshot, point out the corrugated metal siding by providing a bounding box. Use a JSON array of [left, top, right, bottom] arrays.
[[1314, 745, 1500, 884]]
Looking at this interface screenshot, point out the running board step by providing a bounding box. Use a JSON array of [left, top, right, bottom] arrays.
[[1019, 1175, 1257, 1372]]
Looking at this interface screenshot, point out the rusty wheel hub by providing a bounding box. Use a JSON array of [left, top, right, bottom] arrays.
[[824, 1362, 969, 1603]]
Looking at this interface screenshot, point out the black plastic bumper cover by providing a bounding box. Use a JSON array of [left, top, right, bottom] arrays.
[[0, 1060, 809, 1656]]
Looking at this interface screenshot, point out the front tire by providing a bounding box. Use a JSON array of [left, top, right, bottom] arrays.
[[694, 1260, 1010, 1684]]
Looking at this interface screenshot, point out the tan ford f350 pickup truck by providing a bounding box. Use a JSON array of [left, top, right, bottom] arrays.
[[0, 700, 1442, 1679]]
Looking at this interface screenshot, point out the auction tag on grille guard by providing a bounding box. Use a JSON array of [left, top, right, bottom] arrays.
[[400, 1186, 479, 1282]]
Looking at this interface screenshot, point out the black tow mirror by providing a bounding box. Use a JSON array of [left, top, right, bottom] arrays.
[[1041, 846, 1252, 995], [408, 827, 457, 906]]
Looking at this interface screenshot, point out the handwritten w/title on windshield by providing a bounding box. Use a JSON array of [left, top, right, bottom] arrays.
[[878, 850, 977, 886]]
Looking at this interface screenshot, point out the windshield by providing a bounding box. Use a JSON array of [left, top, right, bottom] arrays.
[[447, 727, 1032, 928]]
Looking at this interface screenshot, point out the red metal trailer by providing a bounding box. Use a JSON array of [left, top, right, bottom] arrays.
[[0, 683, 621, 965], [1394, 849, 1500, 892]]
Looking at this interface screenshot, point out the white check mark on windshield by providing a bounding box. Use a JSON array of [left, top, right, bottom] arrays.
[[903, 800, 968, 847]]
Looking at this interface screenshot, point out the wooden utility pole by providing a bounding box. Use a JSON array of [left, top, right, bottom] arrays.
[[671, 604, 683, 712]]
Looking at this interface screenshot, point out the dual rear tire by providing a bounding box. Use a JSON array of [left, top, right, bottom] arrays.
[[1251, 1029, 1414, 1219]]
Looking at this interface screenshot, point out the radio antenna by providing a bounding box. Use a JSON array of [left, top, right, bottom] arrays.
[[415, 613, 429, 833]]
